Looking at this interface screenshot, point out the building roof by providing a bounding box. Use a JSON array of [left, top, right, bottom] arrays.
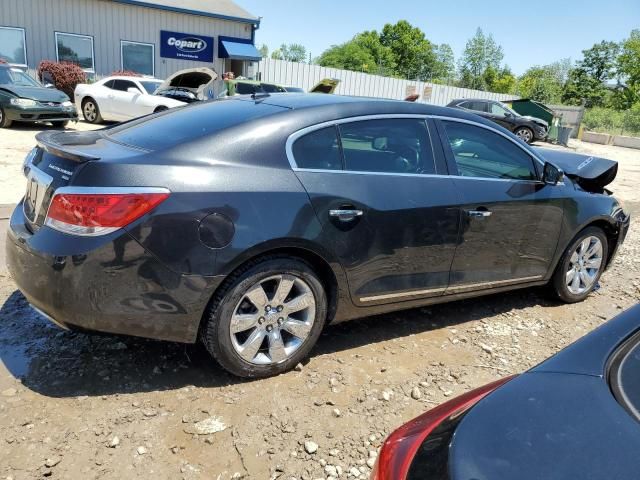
[[110, 0, 259, 24]]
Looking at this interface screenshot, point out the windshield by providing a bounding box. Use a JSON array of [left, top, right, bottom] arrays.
[[140, 81, 161, 94], [0, 68, 42, 87]]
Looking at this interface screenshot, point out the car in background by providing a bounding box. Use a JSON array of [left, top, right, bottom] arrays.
[[153, 67, 219, 104], [371, 304, 640, 480], [220, 78, 340, 97], [447, 98, 549, 144], [6, 95, 629, 379], [74, 75, 185, 123], [0, 64, 78, 128]]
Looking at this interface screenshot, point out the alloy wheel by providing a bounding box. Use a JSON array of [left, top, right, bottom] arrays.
[[516, 128, 533, 143], [566, 236, 603, 294], [229, 274, 316, 365], [83, 102, 96, 122]]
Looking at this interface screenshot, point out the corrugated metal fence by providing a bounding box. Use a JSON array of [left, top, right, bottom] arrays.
[[257, 58, 517, 106]]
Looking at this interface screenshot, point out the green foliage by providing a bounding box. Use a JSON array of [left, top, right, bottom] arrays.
[[379, 20, 436, 80], [616, 29, 640, 109], [458, 28, 504, 90], [582, 106, 640, 136], [432, 44, 455, 82], [271, 43, 307, 63], [259, 44, 269, 58], [317, 31, 395, 75], [517, 60, 570, 104]]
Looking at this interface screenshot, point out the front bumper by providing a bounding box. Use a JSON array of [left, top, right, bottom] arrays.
[[4, 104, 78, 123], [6, 202, 223, 343], [533, 127, 549, 141], [607, 209, 631, 268]]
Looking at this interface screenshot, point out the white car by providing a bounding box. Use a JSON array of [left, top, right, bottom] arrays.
[[74, 76, 184, 123]]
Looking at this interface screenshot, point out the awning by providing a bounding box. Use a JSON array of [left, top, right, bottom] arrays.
[[219, 40, 262, 62]]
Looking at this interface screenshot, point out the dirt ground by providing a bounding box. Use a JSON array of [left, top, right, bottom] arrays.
[[1, 122, 640, 480]]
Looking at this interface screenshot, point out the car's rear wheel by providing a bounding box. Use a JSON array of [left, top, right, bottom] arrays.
[[552, 226, 608, 303], [201, 257, 327, 378], [0, 107, 12, 128], [514, 126, 534, 143], [51, 120, 69, 128], [82, 98, 102, 123]]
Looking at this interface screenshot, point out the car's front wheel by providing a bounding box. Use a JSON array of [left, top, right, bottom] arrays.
[[201, 257, 327, 378], [82, 98, 102, 123], [514, 126, 534, 143], [552, 226, 608, 303], [0, 107, 13, 128]]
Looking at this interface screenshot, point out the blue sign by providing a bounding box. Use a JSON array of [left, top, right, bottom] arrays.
[[160, 30, 214, 62]]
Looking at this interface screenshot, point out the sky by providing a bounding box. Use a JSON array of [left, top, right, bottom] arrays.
[[237, 0, 640, 76]]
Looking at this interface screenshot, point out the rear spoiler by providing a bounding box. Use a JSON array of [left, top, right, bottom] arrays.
[[36, 131, 100, 162]]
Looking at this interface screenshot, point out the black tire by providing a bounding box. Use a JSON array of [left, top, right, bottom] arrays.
[[154, 106, 169, 113], [51, 120, 69, 128], [81, 97, 102, 124], [514, 126, 534, 144], [0, 107, 13, 128], [201, 256, 327, 378], [551, 226, 608, 303]]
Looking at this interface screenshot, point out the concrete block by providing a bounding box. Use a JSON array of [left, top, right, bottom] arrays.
[[612, 135, 640, 150], [582, 131, 611, 145]]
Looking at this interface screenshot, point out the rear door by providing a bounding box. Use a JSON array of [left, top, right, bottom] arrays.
[[434, 118, 565, 290], [290, 116, 461, 306]]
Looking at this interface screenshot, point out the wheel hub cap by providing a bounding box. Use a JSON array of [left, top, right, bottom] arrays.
[[229, 274, 316, 365], [566, 236, 603, 295]]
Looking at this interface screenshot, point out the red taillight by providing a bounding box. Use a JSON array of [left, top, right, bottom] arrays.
[[371, 376, 515, 480], [45, 190, 169, 236]]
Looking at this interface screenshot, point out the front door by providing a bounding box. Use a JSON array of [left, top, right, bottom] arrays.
[[290, 117, 461, 305], [435, 119, 565, 291], [105, 79, 140, 120], [486, 102, 516, 131]]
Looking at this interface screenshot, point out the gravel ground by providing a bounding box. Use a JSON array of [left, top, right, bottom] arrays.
[[1, 123, 640, 479]]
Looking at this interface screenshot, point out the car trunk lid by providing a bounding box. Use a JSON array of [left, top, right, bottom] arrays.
[[24, 130, 148, 231]]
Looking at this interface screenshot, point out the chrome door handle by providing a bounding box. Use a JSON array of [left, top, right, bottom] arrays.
[[329, 209, 363, 222], [467, 210, 492, 218]]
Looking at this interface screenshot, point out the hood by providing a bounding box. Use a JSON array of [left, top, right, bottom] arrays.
[[522, 115, 548, 128], [157, 68, 218, 100], [535, 147, 618, 191], [309, 78, 340, 94], [0, 85, 69, 102]]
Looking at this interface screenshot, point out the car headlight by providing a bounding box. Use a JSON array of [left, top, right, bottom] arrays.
[[62, 101, 74, 108], [10, 98, 37, 107]]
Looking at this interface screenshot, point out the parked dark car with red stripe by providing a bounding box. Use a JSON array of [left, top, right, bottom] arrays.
[[372, 304, 640, 480], [6, 94, 630, 378]]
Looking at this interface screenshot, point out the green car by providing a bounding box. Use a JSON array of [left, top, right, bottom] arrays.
[[0, 65, 78, 129]]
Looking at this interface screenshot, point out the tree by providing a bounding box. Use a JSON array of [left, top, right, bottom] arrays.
[[271, 43, 308, 63], [616, 29, 640, 108], [259, 44, 269, 58], [432, 44, 455, 82], [490, 66, 517, 94], [458, 28, 504, 90], [379, 20, 437, 80], [318, 31, 395, 75], [516, 60, 570, 104], [562, 41, 620, 107]]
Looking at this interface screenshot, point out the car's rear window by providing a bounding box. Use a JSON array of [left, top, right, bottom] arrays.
[[610, 332, 640, 420], [106, 99, 285, 151]]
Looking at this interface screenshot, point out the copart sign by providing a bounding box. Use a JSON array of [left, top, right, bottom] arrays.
[[160, 30, 214, 62]]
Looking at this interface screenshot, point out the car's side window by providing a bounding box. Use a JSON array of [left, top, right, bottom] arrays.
[[235, 82, 255, 95], [292, 126, 342, 170], [490, 103, 509, 116], [442, 121, 538, 181], [112, 80, 137, 92], [462, 101, 486, 112], [338, 119, 435, 175], [103, 79, 115, 89]]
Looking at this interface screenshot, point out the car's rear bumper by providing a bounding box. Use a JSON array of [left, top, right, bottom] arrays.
[[6, 201, 223, 343], [4, 105, 78, 123]]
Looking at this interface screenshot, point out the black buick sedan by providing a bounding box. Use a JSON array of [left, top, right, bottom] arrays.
[[372, 304, 640, 480], [6, 94, 630, 378]]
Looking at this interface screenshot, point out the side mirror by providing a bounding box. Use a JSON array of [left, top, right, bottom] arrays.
[[543, 162, 564, 185], [127, 87, 141, 95], [372, 137, 388, 151]]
